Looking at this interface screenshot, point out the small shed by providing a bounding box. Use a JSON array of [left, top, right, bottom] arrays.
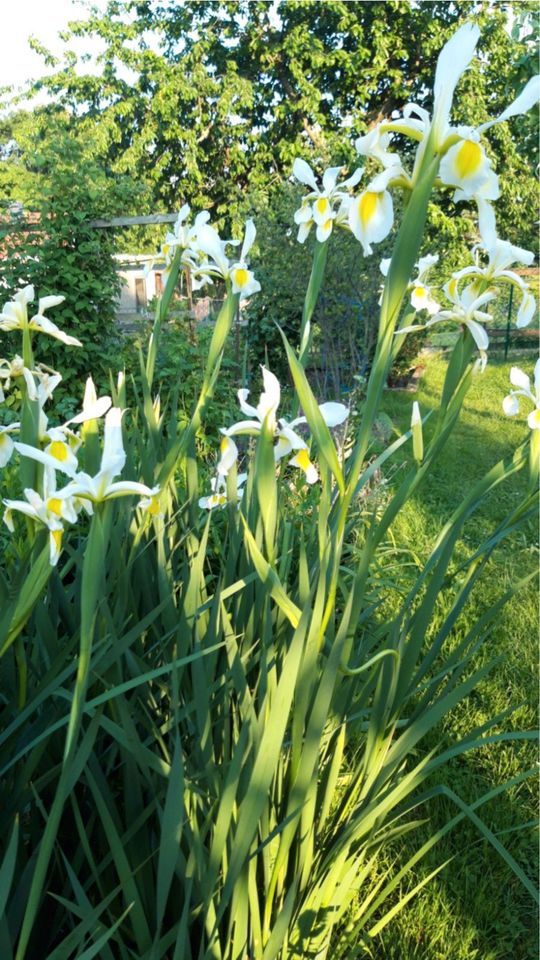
[[114, 254, 164, 318]]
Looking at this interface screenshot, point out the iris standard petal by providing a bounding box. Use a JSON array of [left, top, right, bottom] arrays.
[[432, 22, 480, 140], [100, 407, 126, 480], [240, 218, 256, 262], [477, 199, 498, 252], [322, 166, 343, 192], [257, 367, 281, 421], [67, 396, 112, 425], [292, 158, 319, 192], [318, 401, 349, 427]]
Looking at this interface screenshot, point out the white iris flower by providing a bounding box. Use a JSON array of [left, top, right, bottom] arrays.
[[381, 253, 440, 314], [171, 204, 211, 250], [348, 166, 399, 256], [0, 356, 39, 402], [439, 74, 540, 199], [362, 23, 537, 216], [0, 422, 20, 468], [0, 286, 81, 346], [400, 277, 495, 363], [365, 23, 481, 175], [144, 204, 212, 278], [292, 159, 363, 244], [15, 407, 157, 506], [437, 78, 539, 213], [409, 254, 441, 315], [199, 473, 248, 510], [220, 366, 349, 485], [502, 360, 540, 430], [17, 376, 112, 476], [453, 216, 536, 329], [56, 408, 159, 505], [3, 469, 77, 566], [192, 219, 260, 297]]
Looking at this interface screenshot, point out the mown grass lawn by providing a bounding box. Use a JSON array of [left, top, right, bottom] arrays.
[[368, 351, 538, 960]]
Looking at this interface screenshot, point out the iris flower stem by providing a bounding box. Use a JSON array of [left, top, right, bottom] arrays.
[[145, 248, 183, 390], [19, 393, 40, 496], [21, 326, 33, 371], [298, 239, 328, 367], [343, 152, 440, 511]]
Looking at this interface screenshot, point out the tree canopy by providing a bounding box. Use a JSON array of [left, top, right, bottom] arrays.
[[0, 1, 538, 251]]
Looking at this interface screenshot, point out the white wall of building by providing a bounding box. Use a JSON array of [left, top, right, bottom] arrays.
[[115, 256, 164, 315]]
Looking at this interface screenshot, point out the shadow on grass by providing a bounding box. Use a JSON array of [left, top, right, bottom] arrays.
[[371, 733, 538, 960], [365, 356, 539, 959]]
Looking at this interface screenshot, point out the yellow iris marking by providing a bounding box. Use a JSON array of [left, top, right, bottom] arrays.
[[47, 498, 63, 517], [358, 191, 379, 227], [49, 441, 69, 462], [220, 437, 230, 454], [413, 286, 426, 298], [0, 435, 7, 448], [233, 268, 249, 288], [315, 197, 329, 216], [147, 496, 160, 516], [530, 409, 540, 428], [454, 140, 482, 179], [295, 449, 311, 471], [447, 278, 458, 299], [51, 529, 63, 552]]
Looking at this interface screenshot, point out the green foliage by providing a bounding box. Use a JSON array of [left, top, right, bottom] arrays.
[[0, 121, 138, 393], [1, 2, 537, 252], [0, 304, 536, 959], [0, 14, 537, 960], [154, 311, 242, 443]]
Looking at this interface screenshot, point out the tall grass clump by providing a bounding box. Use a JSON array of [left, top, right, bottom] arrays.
[[0, 24, 538, 960]]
